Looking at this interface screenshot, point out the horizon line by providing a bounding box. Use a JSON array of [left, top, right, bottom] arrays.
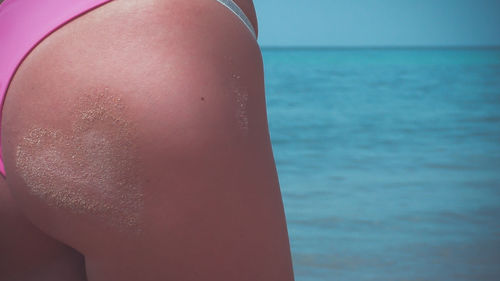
[[260, 45, 500, 50]]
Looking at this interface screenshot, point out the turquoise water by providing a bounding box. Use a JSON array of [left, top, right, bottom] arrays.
[[262, 48, 500, 281]]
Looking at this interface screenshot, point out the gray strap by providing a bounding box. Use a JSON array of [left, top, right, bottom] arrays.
[[216, 0, 256, 39]]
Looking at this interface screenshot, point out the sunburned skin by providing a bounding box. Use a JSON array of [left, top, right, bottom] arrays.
[[15, 90, 143, 232], [0, 0, 296, 280]]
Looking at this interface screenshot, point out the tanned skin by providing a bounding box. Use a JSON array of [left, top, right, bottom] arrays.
[[0, 0, 294, 280]]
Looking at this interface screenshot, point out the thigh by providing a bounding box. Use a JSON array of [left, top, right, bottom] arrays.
[[0, 179, 86, 281]]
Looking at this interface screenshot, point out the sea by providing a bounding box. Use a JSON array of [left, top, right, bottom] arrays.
[[262, 47, 500, 281]]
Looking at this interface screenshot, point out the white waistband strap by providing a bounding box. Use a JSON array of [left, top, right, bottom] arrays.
[[216, 0, 256, 39]]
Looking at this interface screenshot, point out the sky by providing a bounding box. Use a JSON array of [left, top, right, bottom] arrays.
[[253, 0, 500, 47]]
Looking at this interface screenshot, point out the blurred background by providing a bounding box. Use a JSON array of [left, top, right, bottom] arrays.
[[252, 0, 500, 280]]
